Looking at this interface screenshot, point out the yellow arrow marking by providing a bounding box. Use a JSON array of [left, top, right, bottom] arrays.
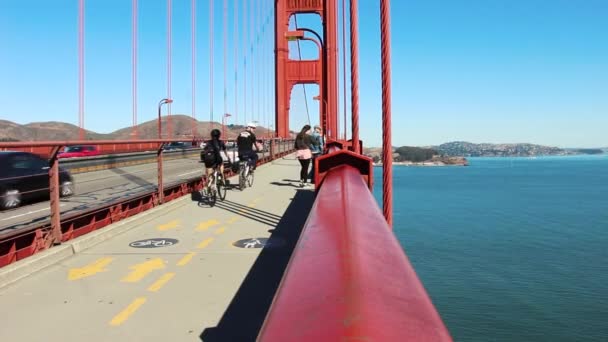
[[157, 220, 181, 231], [109, 297, 147, 326], [226, 217, 239, 224], [197, 219, 220, 231], [177, 252, 196, 266], [214, 227, 226, 235], [148, 273, 175, 292], [121, 258, 165, 283], [197, 237, 214, 249], [68, 257, 113, 281]]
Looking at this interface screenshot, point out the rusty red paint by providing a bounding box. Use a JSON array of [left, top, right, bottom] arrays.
[[258, 165, 452, 341]]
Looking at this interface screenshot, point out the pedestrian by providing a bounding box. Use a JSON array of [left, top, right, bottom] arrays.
[[309, 125, 324, 183], [294, 124, 313, 188]]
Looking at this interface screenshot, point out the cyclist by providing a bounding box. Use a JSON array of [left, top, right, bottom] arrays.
[[203, 129, 231, 180], [236, 122, 260, 173]]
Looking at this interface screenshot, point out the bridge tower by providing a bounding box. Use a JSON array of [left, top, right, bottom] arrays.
[[275, 0, 338, 139]]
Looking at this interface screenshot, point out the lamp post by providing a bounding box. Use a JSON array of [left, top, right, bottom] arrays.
[[285, 30, 326, 134], [158, 98, 173, 139], [222, 113, 231, 140]]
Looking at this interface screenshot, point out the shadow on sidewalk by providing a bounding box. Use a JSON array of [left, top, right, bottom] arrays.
[[199, 189, 315, 342]]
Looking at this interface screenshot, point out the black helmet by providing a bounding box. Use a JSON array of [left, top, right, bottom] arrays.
[[211, 129, 221, 139]]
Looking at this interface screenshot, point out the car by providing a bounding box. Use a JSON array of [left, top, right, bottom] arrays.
[[58, 145, 100, 159], [163, 142, 191, 151], [0, 151, 75, 210]]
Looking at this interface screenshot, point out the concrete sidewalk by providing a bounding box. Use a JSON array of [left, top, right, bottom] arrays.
[[0, 156, 315, 342]]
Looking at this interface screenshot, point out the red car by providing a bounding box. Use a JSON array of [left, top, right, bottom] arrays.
[[58, 145, 100, 159]]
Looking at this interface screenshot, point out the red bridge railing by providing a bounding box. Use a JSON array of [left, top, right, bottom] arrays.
[[0, 138, 294, 268], [258, 149, 452, 341]]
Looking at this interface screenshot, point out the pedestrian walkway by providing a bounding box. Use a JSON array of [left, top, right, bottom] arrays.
[[0, 156, 315, 342]]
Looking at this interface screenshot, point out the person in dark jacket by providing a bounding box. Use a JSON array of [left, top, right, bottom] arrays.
[[203, 129, 231, 179], [294, 125, 313, 187]]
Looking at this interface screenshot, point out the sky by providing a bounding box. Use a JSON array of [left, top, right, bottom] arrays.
[[1, 0, 607, 148]]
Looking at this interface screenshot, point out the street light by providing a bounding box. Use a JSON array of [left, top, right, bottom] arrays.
[[157, 98, 173, 139], [285, 30, 326, 135], [222, 113, 232, 140]]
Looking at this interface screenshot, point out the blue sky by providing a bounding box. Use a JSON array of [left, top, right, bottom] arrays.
[[1, 0, 607, 148]]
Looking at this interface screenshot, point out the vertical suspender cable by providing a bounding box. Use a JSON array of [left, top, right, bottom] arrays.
[[132, 0, 138, 139], [167, 0, 172, 138], [250, 0, 254, 123], [380, 0, 393, 227], [243, 0, 247, 125], [210, 0, 214, 129], [192, 0, 197, 137], [223, 0, 227, 134], [78, 0, 85, 140], [293, 15, 311, 126], [341, 0, 347, 140], [350, 0, 360, 153], [234, 0, 238, 128], [257, 0, 261, 124]]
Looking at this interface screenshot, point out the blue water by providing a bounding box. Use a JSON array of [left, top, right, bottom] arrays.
[[373, 155, 608, 341]]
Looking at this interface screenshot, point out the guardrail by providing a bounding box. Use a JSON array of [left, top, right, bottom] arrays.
[[258, 149, 452, 341], [0, 138, 295, 268]]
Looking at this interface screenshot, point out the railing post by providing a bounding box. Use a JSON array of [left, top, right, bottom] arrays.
[[270, 139, 274, 160], [49, 146, 62, 244], [157, 144, 164, 204]]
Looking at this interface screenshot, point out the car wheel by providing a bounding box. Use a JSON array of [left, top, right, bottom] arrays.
[[60, 181, 75, 197], [1, 189, 21, 210]]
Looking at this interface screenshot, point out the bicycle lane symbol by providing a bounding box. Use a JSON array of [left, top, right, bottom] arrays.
[[129, 238, 179, 248]]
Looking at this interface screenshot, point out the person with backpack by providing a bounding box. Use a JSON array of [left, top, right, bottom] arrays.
[[203, 129, 231, 180]]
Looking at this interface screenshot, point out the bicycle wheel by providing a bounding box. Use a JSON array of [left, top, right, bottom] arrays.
[[217, 177, 227, 201], [239, 165, 246, 190], [247, 170, 254, 187]]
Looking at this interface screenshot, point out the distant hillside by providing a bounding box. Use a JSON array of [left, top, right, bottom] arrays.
[[363, 146, 467, 165], [435, 141, 569, 157], [0, 115, 277, 141]]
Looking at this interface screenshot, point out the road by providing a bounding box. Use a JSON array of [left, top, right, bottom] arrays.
[[0, 156, 204, 234]]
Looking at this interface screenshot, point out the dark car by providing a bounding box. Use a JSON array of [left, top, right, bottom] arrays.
[[163, 142, 191, 151], [0, 151, 75, 210]]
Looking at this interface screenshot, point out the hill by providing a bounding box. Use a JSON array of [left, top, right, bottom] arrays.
[[0, 115, 276, 141]]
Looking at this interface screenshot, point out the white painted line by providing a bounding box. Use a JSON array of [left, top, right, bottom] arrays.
[[1, 204, 66, 221], [177, 170, 202, 177]]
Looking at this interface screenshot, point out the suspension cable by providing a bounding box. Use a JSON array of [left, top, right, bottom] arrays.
[[234, 0, 238, 128], [223, 0, 227, 134], [132, 0, 137, 139], [192, 0, 196, 137], [78, 0, 85, 140], [341, 0, 347, 140], [380, 0, 393, 227], [243, 0, 247, 125], [293, 15, 311, 126], [210, 0, 214, 129], [351, 0, 360, 153], [167, 0, 172, 138]]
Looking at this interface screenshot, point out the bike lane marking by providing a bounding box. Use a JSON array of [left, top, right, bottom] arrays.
[[109, 297, 147, 326], [147, 273, 176, 292]]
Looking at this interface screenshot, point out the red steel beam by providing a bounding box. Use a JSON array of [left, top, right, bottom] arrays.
[[258, 165, 452, 341]]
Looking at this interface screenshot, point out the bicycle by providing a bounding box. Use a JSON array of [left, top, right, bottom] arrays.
[[201, 162, 228, 206], [238, 157, 255, 191]]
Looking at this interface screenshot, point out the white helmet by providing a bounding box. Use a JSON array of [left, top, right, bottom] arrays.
[[246, 122, 257, 128]]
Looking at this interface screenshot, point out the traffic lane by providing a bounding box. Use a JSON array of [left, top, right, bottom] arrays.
[[0, 158, 204, 233]]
